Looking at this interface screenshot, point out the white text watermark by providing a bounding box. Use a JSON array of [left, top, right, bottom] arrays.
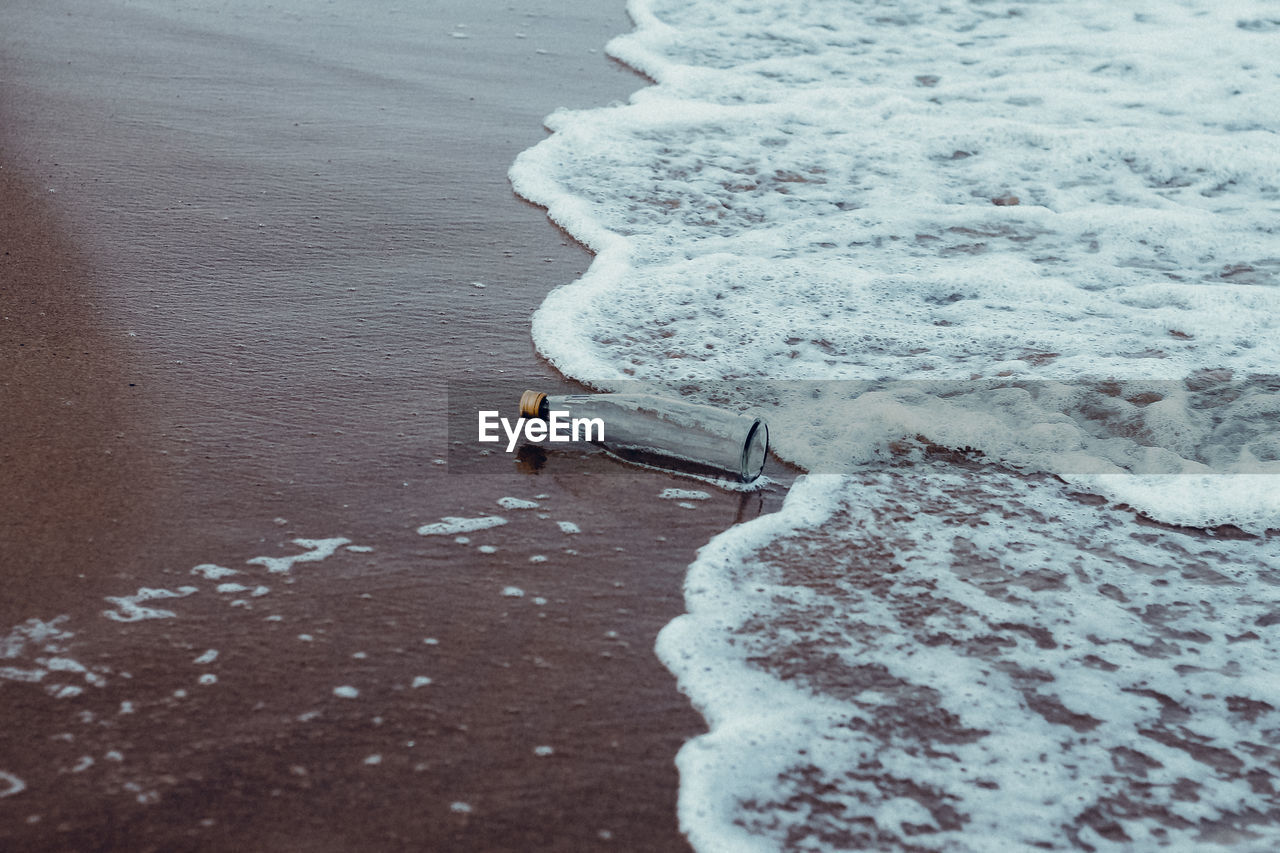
[[477, 410, 604, 453]]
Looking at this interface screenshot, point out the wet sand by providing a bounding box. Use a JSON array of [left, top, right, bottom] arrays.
[[0, 2, 789, 849]]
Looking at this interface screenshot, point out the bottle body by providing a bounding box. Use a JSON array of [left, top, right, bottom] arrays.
[[521, 391, 768, 483]]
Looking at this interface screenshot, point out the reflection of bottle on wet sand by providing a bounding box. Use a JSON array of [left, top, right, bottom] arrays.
[[519, 390, 769, 483]]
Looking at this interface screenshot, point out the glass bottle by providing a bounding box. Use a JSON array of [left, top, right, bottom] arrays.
[[519, 390, 769, 483]]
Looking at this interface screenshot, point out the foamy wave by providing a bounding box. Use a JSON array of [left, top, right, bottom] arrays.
[[510, 0, 1280, 527], [512, 0, 1280, 848], [660, 469, 1280, 850]]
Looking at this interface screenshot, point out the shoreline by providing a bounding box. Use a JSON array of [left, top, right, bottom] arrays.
[[0, 2, 787, 849]]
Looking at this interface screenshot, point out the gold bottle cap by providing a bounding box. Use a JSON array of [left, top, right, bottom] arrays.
[[519, 390, 547, 419]]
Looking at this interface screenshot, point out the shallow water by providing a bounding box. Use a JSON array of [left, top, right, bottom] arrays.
[[0, 0, 725, 849]]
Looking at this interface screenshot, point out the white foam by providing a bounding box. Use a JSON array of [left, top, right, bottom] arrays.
[[412, 676, 433, 688], [0, 618, 82, 690], [512, 0, 1280, 847], [1, 616, 70, 657], [556, 521, 581, 534], [47, 684, 82, 699], [512, 0, 1280, 529], [247, 538, 351, 574], [102, 587, 198, 622], [41, 657, 100, 690], [333, 686, 359, 699], [660, 469, 1280, 850], [502, 586, 525, 597], [191, 564, 237, 580], [0, 666, 46, 684], [417, 516, 508, 536], [498, 497, 540, 510], [659, 489, 711, 501], [0, 770, 25, 798]]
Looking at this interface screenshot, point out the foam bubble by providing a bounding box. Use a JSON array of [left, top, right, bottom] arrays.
[[417, 516, 508, 536], [102, 587, 198, 622], [498, 497, 540, 510], [247, 538, 351, 574], [1, 616, 69, 656], [0, 666, 44, 684], [191, 564, 237, 579], [659, 489, 710, 501], [0, 770, 26, 798]]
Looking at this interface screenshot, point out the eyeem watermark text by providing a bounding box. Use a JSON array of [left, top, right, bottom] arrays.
[[478, 411, 604, 453]]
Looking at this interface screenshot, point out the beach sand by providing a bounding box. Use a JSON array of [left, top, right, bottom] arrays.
[[0, 1, 790, 849]]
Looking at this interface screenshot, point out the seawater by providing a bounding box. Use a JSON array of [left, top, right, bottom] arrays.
[[511, 0, 1280, 849]]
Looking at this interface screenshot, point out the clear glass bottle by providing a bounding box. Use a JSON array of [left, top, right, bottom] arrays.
[[519, 390, 769, 483]]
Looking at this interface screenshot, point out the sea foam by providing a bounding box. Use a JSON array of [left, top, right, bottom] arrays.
[[510, 0, 1280, 517], [512, 0, 1280, 848]]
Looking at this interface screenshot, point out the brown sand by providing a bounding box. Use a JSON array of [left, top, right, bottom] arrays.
[[0, 2, 790, 850]]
